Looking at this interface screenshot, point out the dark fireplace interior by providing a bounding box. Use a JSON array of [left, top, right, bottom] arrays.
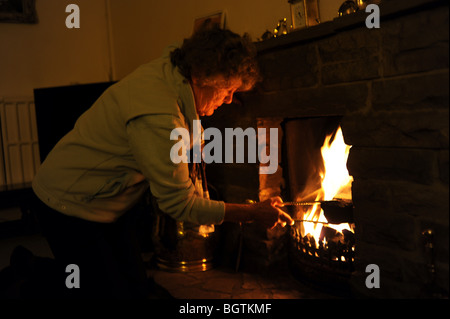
[[203, 0, 449, 298]]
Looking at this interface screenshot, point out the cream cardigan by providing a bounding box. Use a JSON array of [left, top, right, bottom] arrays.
[[32, 47, 225, 225]]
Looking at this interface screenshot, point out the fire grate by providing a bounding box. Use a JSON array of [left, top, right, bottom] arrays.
[[291, 223, 355, 271], [288, 220, 356, 296]]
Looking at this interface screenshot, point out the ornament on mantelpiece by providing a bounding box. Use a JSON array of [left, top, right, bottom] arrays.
[[288, 0, 320, 30], [273, 18, 289, 37]]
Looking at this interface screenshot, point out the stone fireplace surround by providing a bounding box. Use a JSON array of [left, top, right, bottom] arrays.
[[202, 0, 449, 298]]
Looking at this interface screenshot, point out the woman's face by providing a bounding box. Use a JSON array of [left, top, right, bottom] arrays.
[[191, 75, 243, 117]]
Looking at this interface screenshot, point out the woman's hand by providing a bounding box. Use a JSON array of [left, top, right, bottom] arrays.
[[224, 197, 294, 229], [252, 197, 294, 229]]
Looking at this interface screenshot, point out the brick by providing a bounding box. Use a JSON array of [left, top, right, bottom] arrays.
[[341, 109, 449, 148], [372, 72, 449, 111]]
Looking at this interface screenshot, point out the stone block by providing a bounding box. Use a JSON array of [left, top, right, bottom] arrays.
[[350, 269, 423, 299], [355, 206, 418, 251], [341, 109, 449, 148], [353, 241, 428, 286], [206, 163, 258, 188], [351, 179, 394, 216], [383, 42, 448, 77], [239, 222, 289, 274], [347, 147, 438, 185], [352, 235, 448, 298], [352, 178, 449, 223], [242, 82, 368, 118], [372, 72, 449, 111], [257, 117, 284, 164], [257, 44, 319, 92], [318, 27, 380, 64], [381, 6, 449, 76], [259, 167, 284, 195], [203, 99, 257, 129], [389, 181, 449, 220], [352, 177, 448, 256], [322, 56, 380, 84], [318, 27, 381, 84], [216, 184, 259, 204], [438, 150, 449, 184]]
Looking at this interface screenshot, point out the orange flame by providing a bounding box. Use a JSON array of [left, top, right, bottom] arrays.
[[300, 127, 354, 243]]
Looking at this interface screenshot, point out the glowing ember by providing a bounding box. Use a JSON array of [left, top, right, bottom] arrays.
[[299, 127, 354, 244]]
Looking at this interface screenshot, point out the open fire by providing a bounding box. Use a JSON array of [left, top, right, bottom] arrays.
[[286, 122, 356, 294], [299, 126, 354, 246]]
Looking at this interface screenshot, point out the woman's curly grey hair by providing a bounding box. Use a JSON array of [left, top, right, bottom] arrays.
[[170, 25, 261, 91]]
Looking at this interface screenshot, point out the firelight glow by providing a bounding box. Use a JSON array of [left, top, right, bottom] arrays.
[[300, 127, 354, 242], [321, 128, 353, 201]]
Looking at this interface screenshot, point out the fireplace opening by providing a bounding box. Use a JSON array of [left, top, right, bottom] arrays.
[[281, 116, 355, 296]]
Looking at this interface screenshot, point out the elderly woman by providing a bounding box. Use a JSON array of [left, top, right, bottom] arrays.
[[31, 26, 293, 299]]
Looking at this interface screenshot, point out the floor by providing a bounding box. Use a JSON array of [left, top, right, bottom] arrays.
[[0, 206, 336, 300], [0, 206, 54, 271], [149, 266, 335, 299]]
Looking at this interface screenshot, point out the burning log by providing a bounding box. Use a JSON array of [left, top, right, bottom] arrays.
[[342, 229, 355, 245], [320, 225, 343, 244], [321, 199, 353, 224]]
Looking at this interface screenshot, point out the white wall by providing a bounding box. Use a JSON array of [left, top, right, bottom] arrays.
[[0, 0, 112, 98], [108, 0, 344, 80], [320, 0, 347, 23], [108, 0, 287, 79], [0, 0, 113, 187], [0, 0, 344, 96]]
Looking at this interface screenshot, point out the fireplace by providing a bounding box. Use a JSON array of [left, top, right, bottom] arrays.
[[203, 0, 449, 298], [283, 117, 356, 296]]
